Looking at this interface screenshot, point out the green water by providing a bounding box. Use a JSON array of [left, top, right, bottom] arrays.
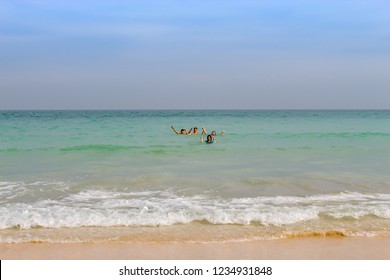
[[1, 110, 390, 242]]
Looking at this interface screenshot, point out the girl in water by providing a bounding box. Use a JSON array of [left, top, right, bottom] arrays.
[[200, 134, 215, 144]]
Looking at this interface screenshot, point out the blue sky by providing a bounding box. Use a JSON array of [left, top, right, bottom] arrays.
[[1, 0, 390, 109]]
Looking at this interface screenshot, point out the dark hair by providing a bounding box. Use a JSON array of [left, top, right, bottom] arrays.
[[194, 127, 198, 130], [206, 134, 213, 142]]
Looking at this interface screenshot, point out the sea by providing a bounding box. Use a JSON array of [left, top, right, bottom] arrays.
[[1, 110, 390, 243]]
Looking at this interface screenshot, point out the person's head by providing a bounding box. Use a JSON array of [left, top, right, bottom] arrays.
[[180, 128, 187, 134], [193, 127, 198, 133], [211, 131, 217, 136], [206, 134, 213, 142]]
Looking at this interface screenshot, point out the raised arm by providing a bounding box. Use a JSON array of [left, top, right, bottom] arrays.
[[188, 128, 193, 135], [202, 127, 207, 134], [220, 131, 225, 135], [171, 126, 179, 134]]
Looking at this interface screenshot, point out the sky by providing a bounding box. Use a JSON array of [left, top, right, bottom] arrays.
[[1, 0, 390, 109]]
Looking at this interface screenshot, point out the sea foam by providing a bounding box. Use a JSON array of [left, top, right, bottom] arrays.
[[1, 186, 389, 229]]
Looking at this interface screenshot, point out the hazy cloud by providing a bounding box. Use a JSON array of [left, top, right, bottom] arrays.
[[1, 0, 390, 109]]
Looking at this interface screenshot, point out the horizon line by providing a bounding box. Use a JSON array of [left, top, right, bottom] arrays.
[[1, 108, 390, 111]]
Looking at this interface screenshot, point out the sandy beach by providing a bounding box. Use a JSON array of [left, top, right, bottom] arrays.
[[1, 237, 389, 260]]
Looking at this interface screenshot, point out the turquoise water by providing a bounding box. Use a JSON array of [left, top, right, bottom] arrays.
[[1, 110, 390, 242]]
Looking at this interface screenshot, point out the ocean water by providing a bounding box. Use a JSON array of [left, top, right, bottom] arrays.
[[0, 110, 390, 243]]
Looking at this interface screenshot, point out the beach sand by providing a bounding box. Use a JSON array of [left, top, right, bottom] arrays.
[[1, 237, 389, 260]]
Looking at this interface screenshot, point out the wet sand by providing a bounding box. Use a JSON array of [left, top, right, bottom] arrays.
[[1, 237, 390, 260]]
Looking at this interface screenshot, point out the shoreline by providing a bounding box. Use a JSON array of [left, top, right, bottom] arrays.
[[1, 237, 390, 260]]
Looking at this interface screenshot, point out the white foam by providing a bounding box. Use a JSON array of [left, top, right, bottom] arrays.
[[0, 188, 389, 229]]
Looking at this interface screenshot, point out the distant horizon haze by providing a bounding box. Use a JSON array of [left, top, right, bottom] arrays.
[[1, 0, 390, 110]]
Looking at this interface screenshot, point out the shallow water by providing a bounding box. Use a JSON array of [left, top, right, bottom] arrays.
[[1, 110, 390, 242]]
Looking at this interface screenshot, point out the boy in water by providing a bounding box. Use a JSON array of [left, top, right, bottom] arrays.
[[188, 127, 199, 135], [201, 127, 224, 135], [171, 126, 189, 135], [171, 126, 200, 135]]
